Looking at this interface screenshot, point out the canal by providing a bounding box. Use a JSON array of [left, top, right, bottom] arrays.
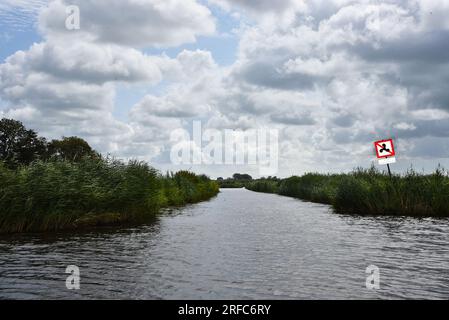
[[1, 189, 448, 299]]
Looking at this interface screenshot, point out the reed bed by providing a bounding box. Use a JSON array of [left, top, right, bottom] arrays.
[[246, 167, 449, 217], [0, 159, 219, 233]]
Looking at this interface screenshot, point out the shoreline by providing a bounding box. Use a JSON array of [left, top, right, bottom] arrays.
[[0, 159, 220, 234], [0, 191, 220, 235], [234, 168, 449, 218]]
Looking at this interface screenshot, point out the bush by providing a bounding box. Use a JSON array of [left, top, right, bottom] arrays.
[[278, 174, 338, 204]]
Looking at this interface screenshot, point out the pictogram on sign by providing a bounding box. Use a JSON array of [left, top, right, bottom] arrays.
[[374, 139, 395, 159]]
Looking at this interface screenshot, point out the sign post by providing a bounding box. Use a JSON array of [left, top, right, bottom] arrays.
[[387, 162, 392, 179], [374, 139, 396, 178]]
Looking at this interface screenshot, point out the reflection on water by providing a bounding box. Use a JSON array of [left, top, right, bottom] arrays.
[[1, 189, 449, 299]]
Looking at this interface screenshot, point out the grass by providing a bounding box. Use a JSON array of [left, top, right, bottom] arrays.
[[159, 171, 220, 206], [247, 167, 449, 217], [0, 158, 219, 233], [245, 178, 280, 194]]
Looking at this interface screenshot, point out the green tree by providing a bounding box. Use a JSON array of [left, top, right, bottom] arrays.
[[47, 136, 98, 162], [0, 118, 47, 168], [232, 173, 253, 181]]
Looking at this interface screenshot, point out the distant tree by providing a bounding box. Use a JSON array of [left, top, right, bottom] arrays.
[[47, 136, 98, 162], [217, 177, 224, 181], [232, 173, 253, 181], [0, 118, 47, 168]]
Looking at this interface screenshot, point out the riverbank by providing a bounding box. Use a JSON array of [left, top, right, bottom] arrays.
[[246, 167, 449, 217], [0, 159, 219, 234]]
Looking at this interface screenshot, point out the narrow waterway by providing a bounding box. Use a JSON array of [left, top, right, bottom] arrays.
[[1, 189, 448, 299]]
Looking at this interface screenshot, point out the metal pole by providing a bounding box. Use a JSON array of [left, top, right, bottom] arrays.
[[387, 163, 392, 179]]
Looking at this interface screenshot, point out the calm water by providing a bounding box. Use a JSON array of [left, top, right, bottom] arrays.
[[0, 189, 448, 300]]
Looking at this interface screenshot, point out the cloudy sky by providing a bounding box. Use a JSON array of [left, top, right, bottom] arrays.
[[1, 0, 449, 178]]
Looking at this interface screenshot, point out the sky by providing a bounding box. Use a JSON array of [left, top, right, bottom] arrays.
[[1, 0, 449, 178]]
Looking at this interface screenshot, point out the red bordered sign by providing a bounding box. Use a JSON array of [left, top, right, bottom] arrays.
[[374, 139, 395, 159]]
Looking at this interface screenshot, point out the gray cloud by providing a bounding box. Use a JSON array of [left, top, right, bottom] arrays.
[[395, 119, 449, 139], [209, 0, 295, 13], [331, 114, 357, 128], [40, 0, 216, 48], [407, 136, 449, 159], [351, 31, 449, 64], [270, 111, 316, 126], [238, 61, 322, 90]]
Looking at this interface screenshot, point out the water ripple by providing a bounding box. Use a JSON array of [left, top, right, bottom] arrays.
[[1, 189, 449, 299]]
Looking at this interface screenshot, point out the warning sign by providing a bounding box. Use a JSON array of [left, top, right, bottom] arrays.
[[374, 139, 395, 159]]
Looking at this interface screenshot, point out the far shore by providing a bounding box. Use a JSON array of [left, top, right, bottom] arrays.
[[219, 168, 449, 217]]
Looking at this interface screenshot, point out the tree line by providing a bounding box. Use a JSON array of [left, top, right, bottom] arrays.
[[0, 118, 98, 168]]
